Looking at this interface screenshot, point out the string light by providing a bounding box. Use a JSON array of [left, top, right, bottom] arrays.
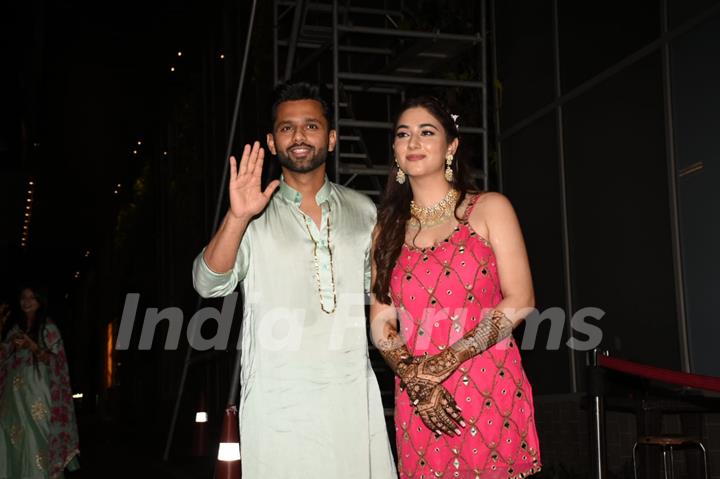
[[21, 178, 35, 248], [170, 66, 176, 72], [177, 51, 182, 57], [137, 140, 142, 145], [219, 53, 225, 60], [133, 149, 138, 155]]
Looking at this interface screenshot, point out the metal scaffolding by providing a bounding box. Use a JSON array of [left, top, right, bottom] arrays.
[[272, 0, 491, 420], [273, 0, 490, 196]]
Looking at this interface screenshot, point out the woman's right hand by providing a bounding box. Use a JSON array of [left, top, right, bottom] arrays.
[[400, 358, 465, 436], [13, 333, 33, 350], [228, 141, 280, 220], [414, 384, 465, 437]]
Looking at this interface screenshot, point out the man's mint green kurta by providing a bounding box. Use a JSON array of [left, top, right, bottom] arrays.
[[192, 179, 396, 479]]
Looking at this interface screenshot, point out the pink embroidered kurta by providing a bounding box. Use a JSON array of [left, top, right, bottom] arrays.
[[390, 195, 541, 479]]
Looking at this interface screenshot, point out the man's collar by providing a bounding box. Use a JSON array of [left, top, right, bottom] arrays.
[[278, 175, 331, 206]]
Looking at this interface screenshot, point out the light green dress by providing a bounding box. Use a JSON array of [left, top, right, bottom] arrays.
[[192, 178, 396, 478], [0, 321, 80, 479]]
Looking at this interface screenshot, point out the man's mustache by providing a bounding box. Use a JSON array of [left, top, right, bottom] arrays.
[[288, 144, 314, 151]]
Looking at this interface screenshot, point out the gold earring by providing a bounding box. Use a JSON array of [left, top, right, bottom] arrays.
[[395, 160, 406, 184], [445, 154, 454, 182]]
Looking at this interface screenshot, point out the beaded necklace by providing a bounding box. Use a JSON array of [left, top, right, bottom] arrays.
[[301, 205, 337, 314]]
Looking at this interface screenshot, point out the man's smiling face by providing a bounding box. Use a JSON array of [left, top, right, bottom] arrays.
[[267, 99, 336, 173]]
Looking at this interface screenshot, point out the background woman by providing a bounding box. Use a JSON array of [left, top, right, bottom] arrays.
[[0, 286, 80, 478], [370, 96, 541, 478]]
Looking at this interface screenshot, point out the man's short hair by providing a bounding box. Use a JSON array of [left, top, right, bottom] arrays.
[[271, 82, 333, 128]]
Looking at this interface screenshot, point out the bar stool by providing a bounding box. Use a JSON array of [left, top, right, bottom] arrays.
[[632, 434, 708, 479]]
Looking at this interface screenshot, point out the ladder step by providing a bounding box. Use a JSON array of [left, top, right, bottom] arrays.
[[341, 164, 484, 180], [339, 72, 485, 89], [327, 84, 403, 94], [339, 135, 361, 142], [339, 119, 393, 129], [277, 1, 402, 19], [417, 51, 450, 59], [395, 67, 427, 74], [339, 119, 484, 135], [278, 41, 392, 55], [339, 45, 393, 55], [339, 165, 390, 176], [340, 152, 368, 159], [337, 25, 482, 43], [277, 40, 323, 49]]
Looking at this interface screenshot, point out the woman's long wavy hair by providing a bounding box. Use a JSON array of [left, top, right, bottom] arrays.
[[373, 96, 476, 304]]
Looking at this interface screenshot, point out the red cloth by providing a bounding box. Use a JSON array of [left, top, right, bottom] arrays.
[[598, 354, 720, 393]]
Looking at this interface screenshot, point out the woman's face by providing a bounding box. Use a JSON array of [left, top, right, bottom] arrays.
[[393, 106, 457, 181], [19, 289, 40, 317]]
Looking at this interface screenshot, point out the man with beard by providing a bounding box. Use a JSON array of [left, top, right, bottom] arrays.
[[192, 83, 396, 478]]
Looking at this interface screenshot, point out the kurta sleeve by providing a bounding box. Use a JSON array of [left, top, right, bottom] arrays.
[[364, 244, 372, 294], [192, 228, 252, 298], [43, 320, 64, 355], [364, 202, 377, 294]]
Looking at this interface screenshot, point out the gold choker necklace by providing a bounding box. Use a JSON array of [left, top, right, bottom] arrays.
[[409, 189, 459, 228]]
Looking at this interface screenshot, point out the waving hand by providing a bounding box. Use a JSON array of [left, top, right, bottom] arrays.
[[228, 141, 280, 220]]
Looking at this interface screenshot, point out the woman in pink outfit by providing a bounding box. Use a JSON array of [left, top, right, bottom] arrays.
[[370, 96, 541, 479]]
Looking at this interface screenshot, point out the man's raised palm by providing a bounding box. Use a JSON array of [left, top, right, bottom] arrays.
[[229, 141, 280, 220]]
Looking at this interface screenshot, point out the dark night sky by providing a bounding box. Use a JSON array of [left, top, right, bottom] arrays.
[[1, 0, 211, 294]]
